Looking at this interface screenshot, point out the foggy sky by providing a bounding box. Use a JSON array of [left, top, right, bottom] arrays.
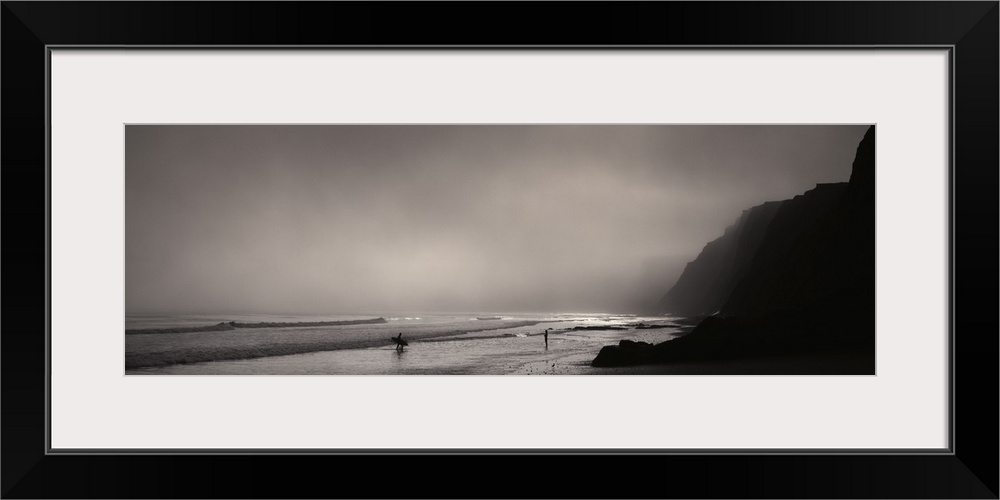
[[125, 125, 870, 315]]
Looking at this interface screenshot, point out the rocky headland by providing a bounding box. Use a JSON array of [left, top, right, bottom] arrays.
[[593, 126, 876, 372]]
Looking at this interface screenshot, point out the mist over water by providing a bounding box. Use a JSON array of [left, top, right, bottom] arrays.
[[125, 125, 869, 315]]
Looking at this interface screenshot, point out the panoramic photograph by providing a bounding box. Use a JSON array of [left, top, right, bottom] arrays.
[[125, 124, 875, 375]]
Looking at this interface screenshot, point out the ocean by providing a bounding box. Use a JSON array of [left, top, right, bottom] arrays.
[[124, 312, 689, 375]]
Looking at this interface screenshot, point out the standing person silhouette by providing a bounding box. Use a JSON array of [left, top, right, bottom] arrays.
[[544, 329, 549, 348]]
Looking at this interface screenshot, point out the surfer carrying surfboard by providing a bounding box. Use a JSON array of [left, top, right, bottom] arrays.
[[392, 332, 408, 350]]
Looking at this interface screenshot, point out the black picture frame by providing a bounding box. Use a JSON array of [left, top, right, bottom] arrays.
[[2, 2, 996, 498]]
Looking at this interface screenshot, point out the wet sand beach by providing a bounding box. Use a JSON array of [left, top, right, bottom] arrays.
[[125, 314, 687, 375]]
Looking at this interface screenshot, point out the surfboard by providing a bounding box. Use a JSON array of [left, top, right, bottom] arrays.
[[391, 337, 409, 347]]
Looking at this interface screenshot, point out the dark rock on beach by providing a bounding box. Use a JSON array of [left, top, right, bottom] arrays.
[[592, 339, 656, 367]]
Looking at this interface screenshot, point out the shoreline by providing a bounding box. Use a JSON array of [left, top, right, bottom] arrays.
[[124, 316, 686, 374], [124, 319, 559, 369]]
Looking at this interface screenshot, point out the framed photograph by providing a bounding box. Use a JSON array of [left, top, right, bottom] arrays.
[[3, 2, 996, 498]]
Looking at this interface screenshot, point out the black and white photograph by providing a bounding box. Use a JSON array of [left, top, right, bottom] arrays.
[[6, 0, 995, 496], [125, 124, 875, 375]]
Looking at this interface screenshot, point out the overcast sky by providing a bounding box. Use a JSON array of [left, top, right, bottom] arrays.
[[125, 125, 870, 315]]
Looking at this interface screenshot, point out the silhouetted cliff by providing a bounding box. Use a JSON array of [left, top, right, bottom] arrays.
[[660, 125, 874, 320], [722, 125, 875, 319], [658, 200, 784, 317], [597, 126, 875, 370]]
